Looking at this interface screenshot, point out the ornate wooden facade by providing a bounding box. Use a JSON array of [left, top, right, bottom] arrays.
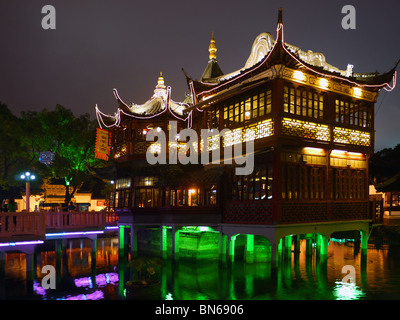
[[96, 10, 397, 226]]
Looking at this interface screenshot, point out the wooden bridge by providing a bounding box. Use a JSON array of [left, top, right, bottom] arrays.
[[0, 211, 118, 243]]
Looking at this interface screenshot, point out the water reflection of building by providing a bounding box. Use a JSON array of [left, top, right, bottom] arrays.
[[95, 9, 397, 267]]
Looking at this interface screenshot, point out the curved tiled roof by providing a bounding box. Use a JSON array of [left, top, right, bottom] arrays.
[[95, 73, 192, 129]]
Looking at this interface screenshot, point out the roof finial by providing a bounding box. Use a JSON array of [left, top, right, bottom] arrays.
[[208, 31, 217, 60], [278, 8, 283, 24], [276, 8, 284, 43], [157, 72, 164, 86], [154, 71, 166, 96]]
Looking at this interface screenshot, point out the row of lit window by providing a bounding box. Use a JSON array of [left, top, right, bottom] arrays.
[[219, 87, 272, 127], [330, 158, 366, 168], [232, 166, 273, 201], [281, 152, 326, 166], [113, 185, 217, 208], [335, 99, 371, 128], [281, 151, 366, 168], [284, 85, 325, 119]]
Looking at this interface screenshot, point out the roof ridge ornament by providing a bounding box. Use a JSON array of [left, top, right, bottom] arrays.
[[278, 7, 283, 24], [276, 8, 284, 43], [209, 31, 217, 60], [157, 71, 165, 88], [154, 71, 167, 97]]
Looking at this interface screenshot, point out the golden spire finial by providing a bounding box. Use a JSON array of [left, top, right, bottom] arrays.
[[208, 32, 217, 60], [157, 72, 164, 86]]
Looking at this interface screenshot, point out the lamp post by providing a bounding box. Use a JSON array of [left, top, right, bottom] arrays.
[[20, 172, 35, 212]]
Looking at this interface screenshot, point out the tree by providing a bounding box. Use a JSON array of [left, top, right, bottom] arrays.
[[369, 144, 400, 185], [0, 102, 41, 204], [21, 105, 105, 205]]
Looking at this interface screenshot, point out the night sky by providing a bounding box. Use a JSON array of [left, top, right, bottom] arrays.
[[1, 0, 399, 151]]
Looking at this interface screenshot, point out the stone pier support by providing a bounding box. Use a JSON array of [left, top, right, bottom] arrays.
[[172, 226, 180, 262], [130, 226, 137, 258], [270, 240, 280, 274], [160, 226, 168, 260], [219, 233, 227, 264], [227, 235, 237, 264], [245, 234, 255, 264], [316, 233, 330, 262]]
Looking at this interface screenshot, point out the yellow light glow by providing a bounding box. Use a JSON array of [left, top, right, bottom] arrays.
[[294, 70, 305, 81], [331, 149, 347, 157], [304, 147, 325, 155], [331, 149, 364, 159], [353, 87, 362, 97], [319, 78, 329, 88], [347, 152, 364, 158]]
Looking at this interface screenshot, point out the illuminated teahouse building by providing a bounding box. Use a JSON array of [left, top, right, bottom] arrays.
[[96, 10, 397, 265], [187, 10, 397, 228]]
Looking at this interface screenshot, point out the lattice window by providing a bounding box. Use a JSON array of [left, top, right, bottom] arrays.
[[282, 164, 325, 200], [220, 119, 274, 148], [332, 169, 366, 200], [281, 118, 330, 141], [333, 127, 371, 146]]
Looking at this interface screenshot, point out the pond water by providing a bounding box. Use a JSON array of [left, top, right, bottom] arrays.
[[1, 229, 400, 300]]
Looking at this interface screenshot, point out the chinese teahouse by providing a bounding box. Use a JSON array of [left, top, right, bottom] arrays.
[[95, 9, 397, 265]]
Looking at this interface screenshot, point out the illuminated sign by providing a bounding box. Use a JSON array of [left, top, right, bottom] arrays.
[[95, 128, 111, 160]]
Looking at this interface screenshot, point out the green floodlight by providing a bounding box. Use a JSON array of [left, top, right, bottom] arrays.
[[64, 176, 72, 186]]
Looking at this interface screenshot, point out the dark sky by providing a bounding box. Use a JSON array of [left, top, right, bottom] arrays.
[[1, 0, 399, 151]]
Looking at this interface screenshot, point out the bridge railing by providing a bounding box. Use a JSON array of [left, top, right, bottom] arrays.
[[45, 211, 118, 230], [0, 211, 118, 240], [0, 212, 46, 238]]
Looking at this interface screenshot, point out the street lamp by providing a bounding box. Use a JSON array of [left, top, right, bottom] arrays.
[[20, 171, 35, 212]]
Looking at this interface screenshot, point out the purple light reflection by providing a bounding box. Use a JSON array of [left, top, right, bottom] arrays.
[[66, 290, 104, 300], [74, 272, 119, 288], [34, 272, 119, 300]]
